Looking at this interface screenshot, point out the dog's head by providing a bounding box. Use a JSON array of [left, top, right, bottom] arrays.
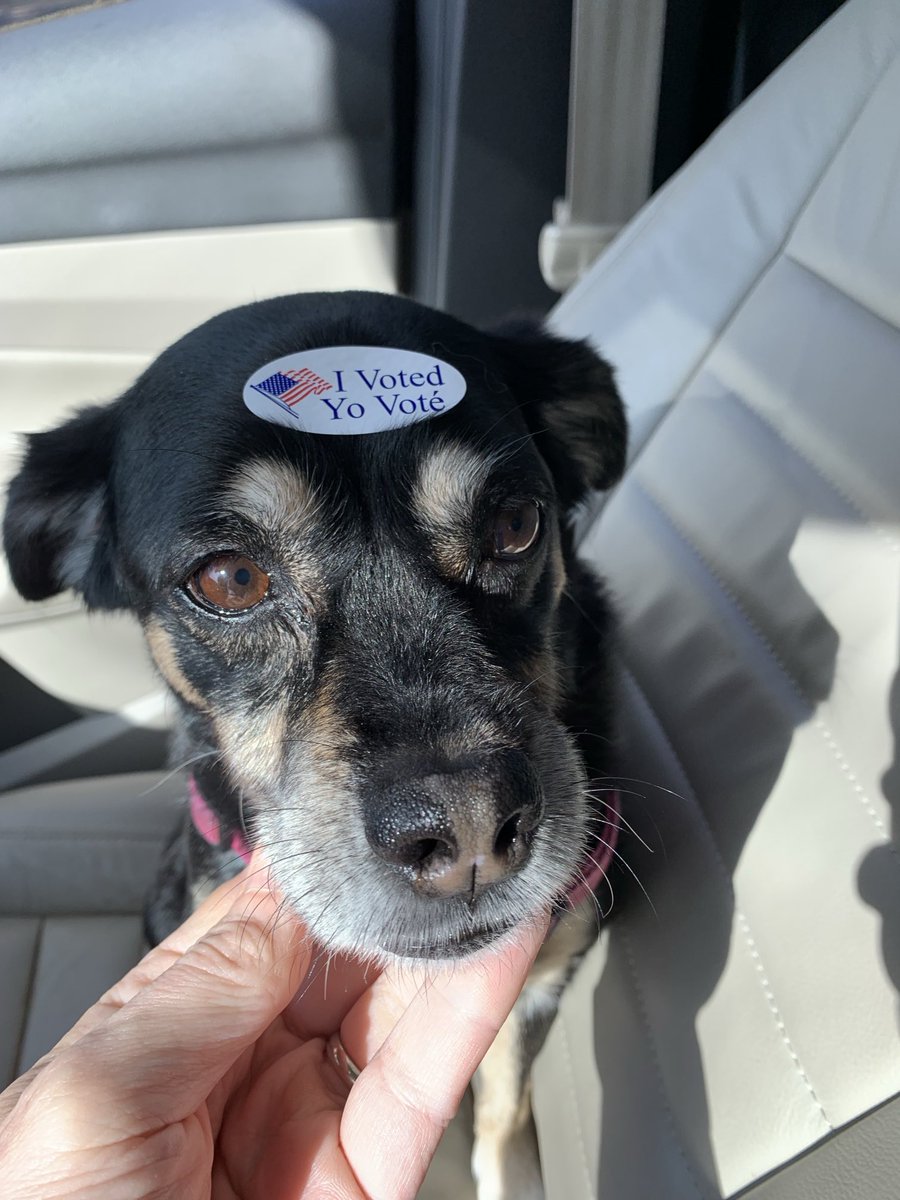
[[4, 292, 625, 959]]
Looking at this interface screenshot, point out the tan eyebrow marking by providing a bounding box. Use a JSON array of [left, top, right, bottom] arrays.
[[412, 440, 494, 529], [411, 440, 497, 578], [224, 457, 326, 606], [226, 458, 318, 531]]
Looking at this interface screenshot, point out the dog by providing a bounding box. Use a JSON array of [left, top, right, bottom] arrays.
[[3, 290, 626, 1199]]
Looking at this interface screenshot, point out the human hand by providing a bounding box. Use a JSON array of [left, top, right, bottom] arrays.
[[0, 856, 547, 1199]]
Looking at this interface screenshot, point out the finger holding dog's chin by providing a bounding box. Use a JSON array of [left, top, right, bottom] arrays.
[[338, 912, 549, 1198], [337, 911, 550, 1070]]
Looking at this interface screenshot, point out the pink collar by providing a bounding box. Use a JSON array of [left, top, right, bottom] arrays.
[[189, 775, 251, 863], [187, 776, 619, 910]]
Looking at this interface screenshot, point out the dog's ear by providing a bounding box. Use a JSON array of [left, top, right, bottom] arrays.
[[490, 321, 627, 508], [3, 403, 125, 608]]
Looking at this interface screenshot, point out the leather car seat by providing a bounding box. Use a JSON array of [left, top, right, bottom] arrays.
[[532, 0, 900, 1195], [1, 1, 898, 1196]]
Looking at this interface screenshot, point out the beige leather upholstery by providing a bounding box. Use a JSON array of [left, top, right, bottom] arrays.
[[533, 0, 900, 1196]]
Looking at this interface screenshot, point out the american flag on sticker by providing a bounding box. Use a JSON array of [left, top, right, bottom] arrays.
[[252, 367, 332, 407]]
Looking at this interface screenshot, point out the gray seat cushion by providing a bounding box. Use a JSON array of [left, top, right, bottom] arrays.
[[0, 0, 397, 243], [0, 772, 183, 1084]]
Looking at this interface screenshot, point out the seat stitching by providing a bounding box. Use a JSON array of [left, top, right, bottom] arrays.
[[733, 911, 833, 1131], [618, 923, 707, 1198], [725, 385, 900, 558], [557, 1013, 596, 1199], [813, 717, 900, 868], [619, 663, 833, 1129], [631, 479, 900, 862], [13, 917, 44, 1079]]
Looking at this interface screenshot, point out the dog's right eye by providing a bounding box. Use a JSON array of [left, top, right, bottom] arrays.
[[185, 554, 270, 614], [488, 501, 542, 559]]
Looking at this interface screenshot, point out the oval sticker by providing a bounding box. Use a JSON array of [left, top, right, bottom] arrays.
[[243, 346, 466, 436]]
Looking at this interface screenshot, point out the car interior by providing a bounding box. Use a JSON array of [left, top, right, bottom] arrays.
[[1, 0, 897, 1195]]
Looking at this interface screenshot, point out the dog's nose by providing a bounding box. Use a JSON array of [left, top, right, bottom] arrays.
[[364, 751, 544, 898]]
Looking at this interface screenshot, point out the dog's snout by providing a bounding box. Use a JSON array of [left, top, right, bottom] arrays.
[[364, 751, 544, 898]]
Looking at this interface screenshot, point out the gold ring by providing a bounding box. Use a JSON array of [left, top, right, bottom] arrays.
[[327, 1032, 362, 1085]]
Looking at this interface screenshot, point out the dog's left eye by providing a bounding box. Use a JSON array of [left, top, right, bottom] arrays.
[[489, 501, 541, 558], [186, 554, 270, 613]]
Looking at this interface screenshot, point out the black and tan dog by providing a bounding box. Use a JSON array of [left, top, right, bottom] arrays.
[[3, 291, 626, 1199]]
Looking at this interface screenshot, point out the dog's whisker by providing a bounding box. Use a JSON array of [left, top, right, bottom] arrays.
[[583, 784, 646, 799], [584, 785, 668, 854], [590, 837, 657, 919], [140, 751, 221, 795], [593, 773, 688, 802], [322, 947, 335, 1002], [571, 729, 615, 746], [561, 585, 608, 641], [563, 857, 615, 921], [236, 881, 283, 959], [563, 875, 609, 923], [582, 802, 654, 854]]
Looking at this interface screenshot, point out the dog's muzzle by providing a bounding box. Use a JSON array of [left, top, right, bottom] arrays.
[[187, 772, 621, 931]]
